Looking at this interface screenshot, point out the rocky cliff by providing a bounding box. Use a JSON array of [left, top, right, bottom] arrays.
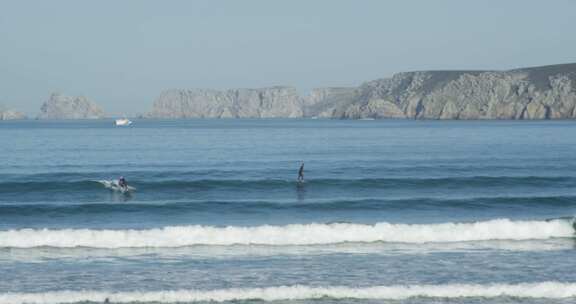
[[0, 105, 26, 120], [321, 63, 576, 119], [149, 63, 576, 120], [303, 87, 357, 117], [148, 87, 304, 118], [38, 93, 105, 119]]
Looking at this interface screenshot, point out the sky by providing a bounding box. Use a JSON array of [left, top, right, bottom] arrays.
[[1, 0, 575, 116]]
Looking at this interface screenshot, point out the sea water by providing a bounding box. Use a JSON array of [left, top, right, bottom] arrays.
[[1, 119, 576, 304]]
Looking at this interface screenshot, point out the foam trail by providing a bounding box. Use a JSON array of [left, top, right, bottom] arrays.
[[2, 282, 576, 303], [0, 218, 572, 248]]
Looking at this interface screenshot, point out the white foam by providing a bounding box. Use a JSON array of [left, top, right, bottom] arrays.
[[0, 218, 572, 248], [2, 282, 576, 303]]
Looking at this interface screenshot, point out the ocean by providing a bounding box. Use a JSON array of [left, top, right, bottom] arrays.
[[1, 119, 576, 304]]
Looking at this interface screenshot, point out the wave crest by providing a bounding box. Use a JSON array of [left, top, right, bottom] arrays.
[[0, 218, 572, 248], [2, 282, 576, 303]]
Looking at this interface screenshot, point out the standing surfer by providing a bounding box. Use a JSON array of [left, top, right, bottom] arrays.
[[298, 162, 305, 183]]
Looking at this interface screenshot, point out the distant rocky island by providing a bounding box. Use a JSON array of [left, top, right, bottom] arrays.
[[149, 63, 576, 120], [38, 93, 105, 119], [0, 105, 26, 120]]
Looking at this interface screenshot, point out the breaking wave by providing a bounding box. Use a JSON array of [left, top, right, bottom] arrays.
[[2, 282, 576, 303], [0, 218, 573, 248]]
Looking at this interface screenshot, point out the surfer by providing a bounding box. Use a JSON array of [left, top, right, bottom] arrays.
[[118, 176, 128, 191], [298, 162, 305, 182]]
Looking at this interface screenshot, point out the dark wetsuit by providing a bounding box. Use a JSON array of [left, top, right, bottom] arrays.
[[298, 164, 304, 182], [119, 178, 127, 189]]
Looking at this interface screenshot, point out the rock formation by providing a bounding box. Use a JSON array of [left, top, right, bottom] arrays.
[[303, 87, 357, 118], [149, 63, 576, 120], [148, 87, 304, 118], [319, 64, 576, 119], [0, 105, 26, 120], [38, 93, 105, 119]]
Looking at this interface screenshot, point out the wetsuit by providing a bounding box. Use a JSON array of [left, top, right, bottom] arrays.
[[119, 178, 127, 189]]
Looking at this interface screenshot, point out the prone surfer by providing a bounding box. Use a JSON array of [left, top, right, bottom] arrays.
[[118, 176, 128, 191], [298, 162, 304, 182]]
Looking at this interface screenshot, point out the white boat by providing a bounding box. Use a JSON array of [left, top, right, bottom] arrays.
[[115, 118, 132, 126]]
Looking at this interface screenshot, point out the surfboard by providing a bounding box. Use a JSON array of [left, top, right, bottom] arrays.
[[98, 180, 136, 193]]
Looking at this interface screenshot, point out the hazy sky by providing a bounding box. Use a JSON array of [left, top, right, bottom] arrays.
[[1, 0, 575, 115]]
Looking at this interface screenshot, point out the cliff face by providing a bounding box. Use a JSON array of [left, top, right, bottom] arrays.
[[149, 63, 576, 120], [148, 87, 304, 118], [0, 105, 26, 120], [327, 64, 576, 119], [304, 87, 357, 117], [38, 93, 105, 119]]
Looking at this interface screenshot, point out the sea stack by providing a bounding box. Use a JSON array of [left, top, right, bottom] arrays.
[[38, 93, 105, 119]]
